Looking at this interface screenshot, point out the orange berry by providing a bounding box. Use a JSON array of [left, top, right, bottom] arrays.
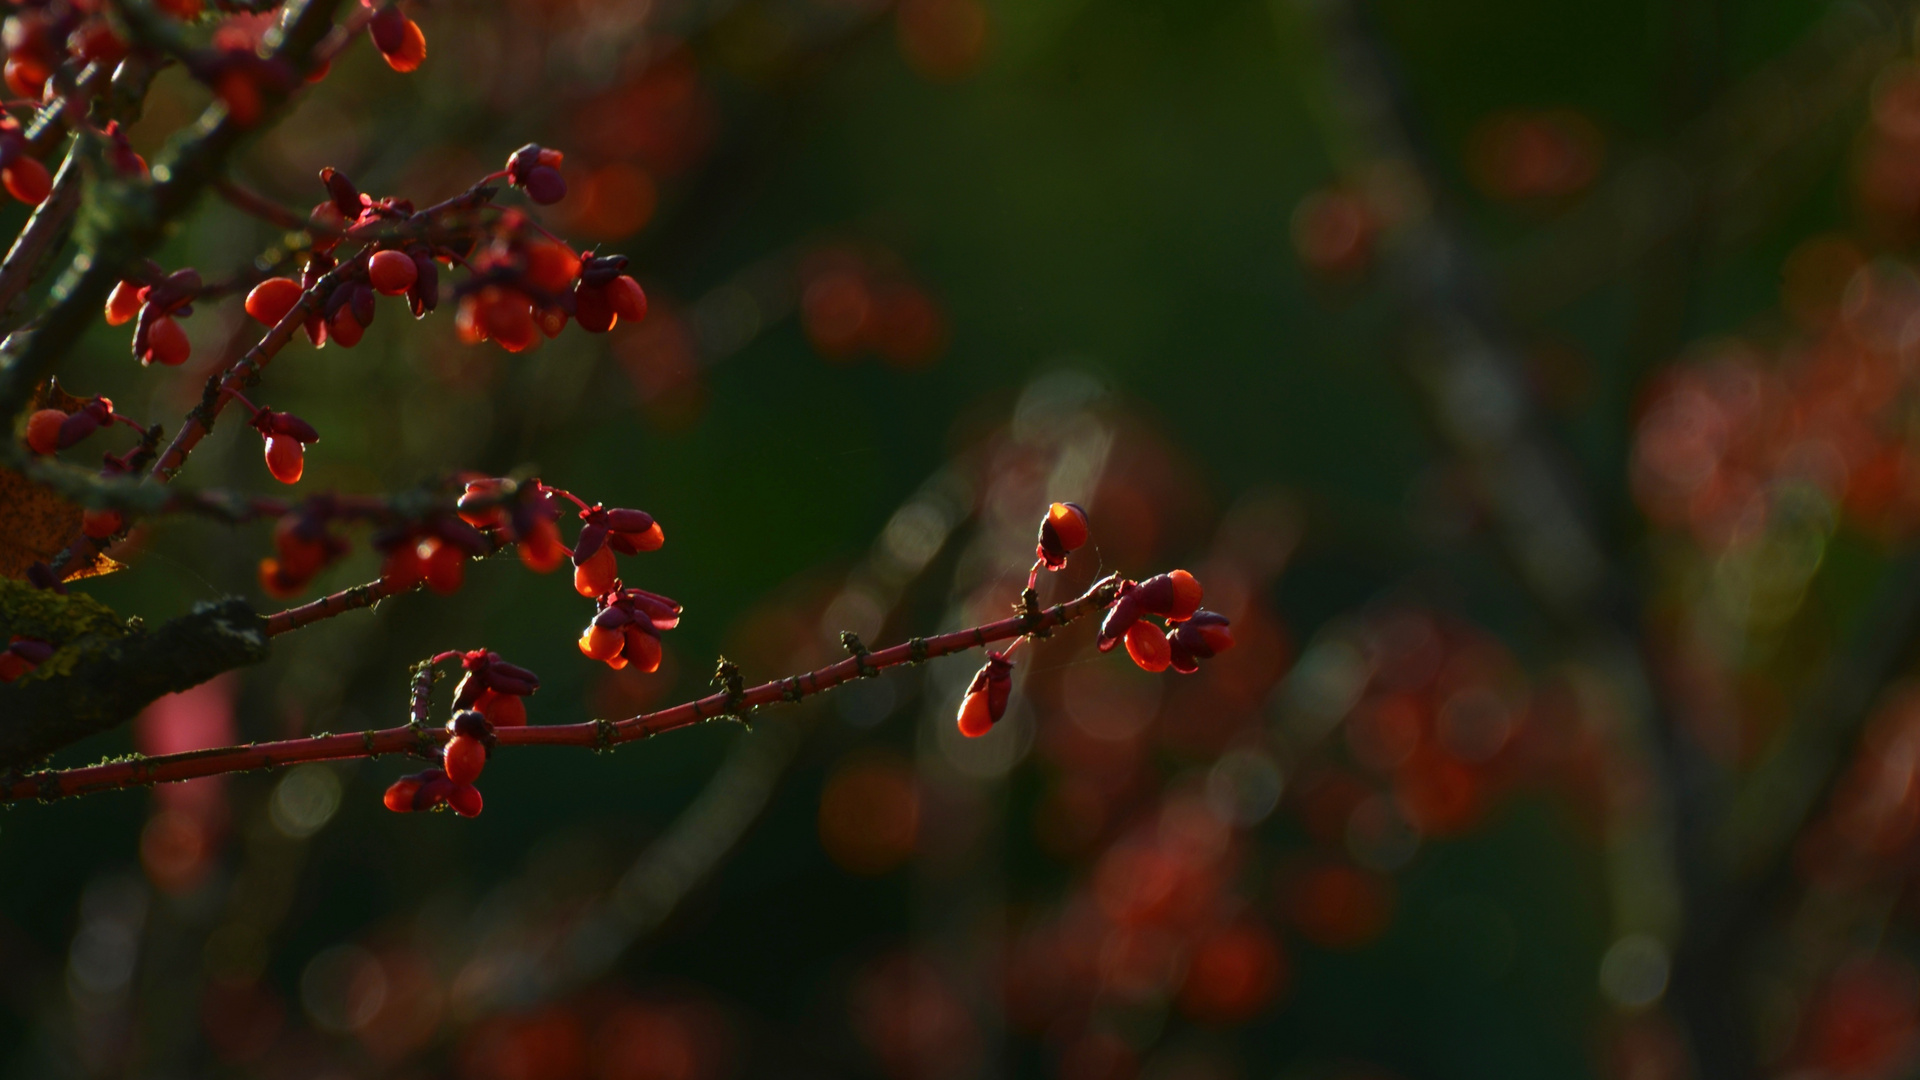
[[146, 315, 190, 366], [368, 249, 418, 295], [104, 280, 144, 326], [378, 15, 427, 73], [1124, 621, 1171, 673], [245, 277, 304, 325], [956, 690, 994, 738], [632, 521, 665, 551], [573, 544, 618, 597], [25, 408, 64, 454], [264, 435, 304, 484], [444, 734, 486, 785], [579, 623, 623, 661], [1047, 502, 1089, 550], [518, 518, 566, 573], [1165, 569, 1203, 622]]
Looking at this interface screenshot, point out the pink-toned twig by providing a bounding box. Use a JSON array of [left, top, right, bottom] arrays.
[[1, 575, 1121, 803]]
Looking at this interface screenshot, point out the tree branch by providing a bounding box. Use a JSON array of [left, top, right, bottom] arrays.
[[0, 574, 1121, 803]]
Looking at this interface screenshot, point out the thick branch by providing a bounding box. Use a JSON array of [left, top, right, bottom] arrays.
[[1, 574, 1121, 803], [0, 598, 269, 770]]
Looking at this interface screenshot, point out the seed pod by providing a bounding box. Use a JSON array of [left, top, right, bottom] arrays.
[[1035, 501, 1089, 570], [320, 167, 360, 218], [955, 652, 1014, 738], [1167, 610, 1234, 674]]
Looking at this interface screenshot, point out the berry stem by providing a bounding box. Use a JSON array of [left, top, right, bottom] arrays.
[[4, 575, 1124, 803], [150, 253, 367, 483]]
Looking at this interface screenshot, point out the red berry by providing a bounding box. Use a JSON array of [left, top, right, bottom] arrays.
[[524, 242, 579, 293], [264, 434, 305, 484], [81, 509, 122, 539], [381, 542, 424, 589], [375, 12, 427, 73], [104, 281, 144, 326], [476, 689, 527, 727], [421, 538, 466, 595], [25, 408, 63, 455], [3, 156, 49, 205], [258, 557, 309, 598], [622, 626, 663, 673], [481, 290, 535, 352], [444, 734, 486, 785], [146, 315, 190, 366], [215, 70, 262, 128], [327, 307, 364, 348], [245, 277, 304, 325], [573, 544, 618, 597], [519, 518, 566, 573], [607, 275, 648, 322], [4, 57, 47, 100], [1124, 621, 1171, 672], [573, 284, 614, 333], [447, 783, 483, 817], [368, 249, 417, 295]]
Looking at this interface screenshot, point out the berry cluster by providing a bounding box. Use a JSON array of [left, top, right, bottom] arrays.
[[955, 503, 1236, 740], [381, 650, 537, 817], [1, 0, 127, 100], [24, 394, 116, 455], [104, 270, 199, 367], [1097, 570, 1231, 675]]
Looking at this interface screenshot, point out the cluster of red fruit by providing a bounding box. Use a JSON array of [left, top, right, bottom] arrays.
[[22, 393, 150, 540], [0, 636, 53, 682], [23, 394, 116, 455], [954, 502, 1237, 739], [104, 269, 199, 367], [1, 0, 129, 101], [382, 651, 537, 818], [1099, 570, 1232, 675]]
